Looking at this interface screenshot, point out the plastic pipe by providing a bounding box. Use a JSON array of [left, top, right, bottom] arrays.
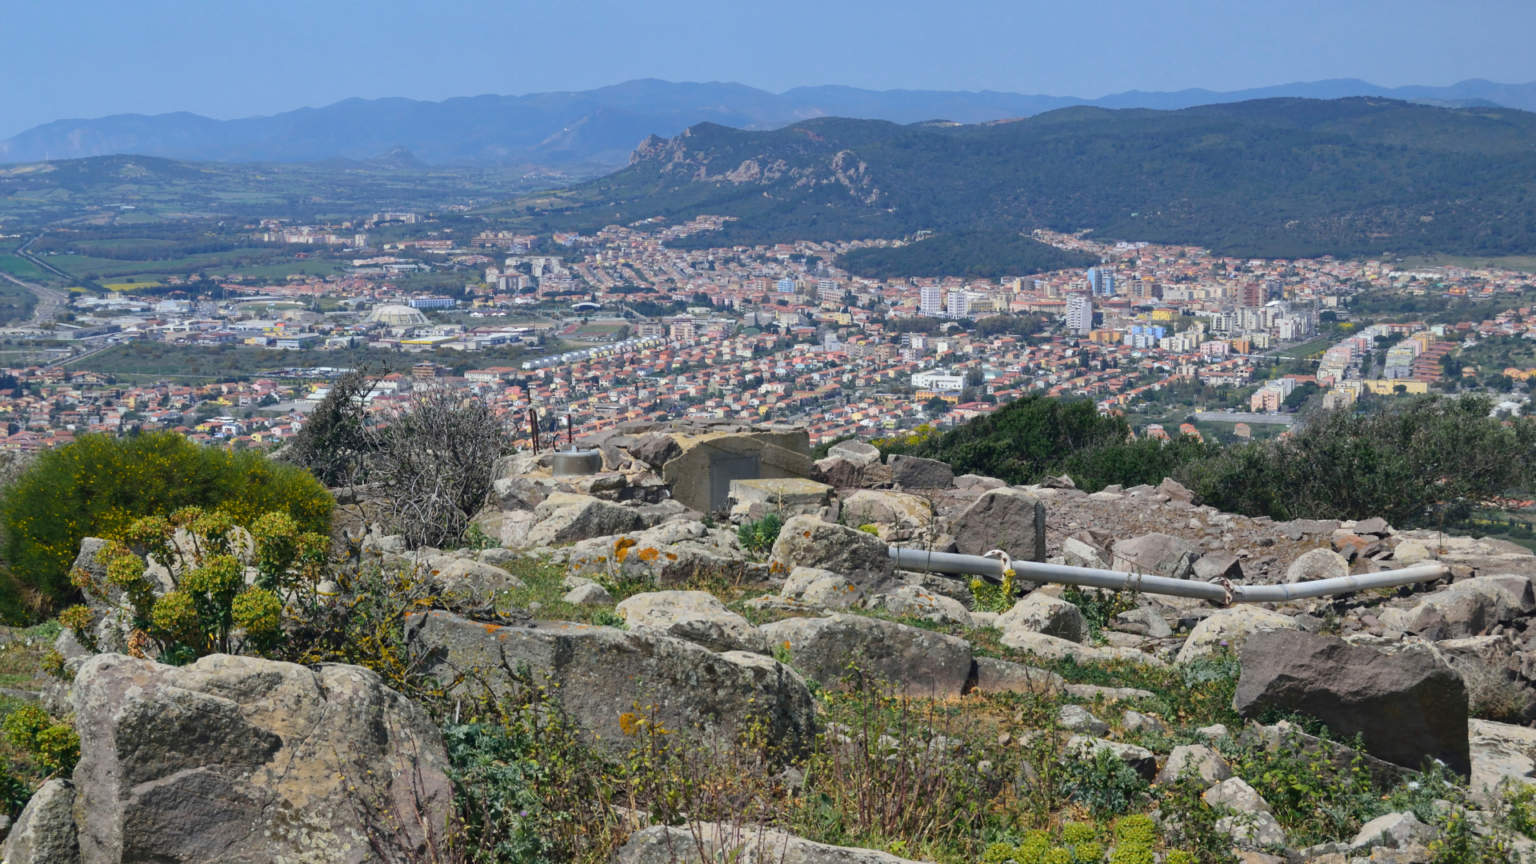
[[887, 546, 1449, 605]]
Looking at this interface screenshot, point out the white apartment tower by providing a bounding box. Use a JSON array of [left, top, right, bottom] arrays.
[[919, 285, 944, 317], [1066, 295, 1093, 335]]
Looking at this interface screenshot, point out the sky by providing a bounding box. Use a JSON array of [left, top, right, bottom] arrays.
[[3, 0, 1534, 139]]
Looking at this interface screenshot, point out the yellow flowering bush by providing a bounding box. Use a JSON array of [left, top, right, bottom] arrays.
[[1, 431, 331, 613], [63, 506, 331, 665]]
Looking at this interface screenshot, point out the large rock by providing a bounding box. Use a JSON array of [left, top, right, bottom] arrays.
[[1193, 551, 1243, 582], [887, 454, 954, 489], [840, 490, 934, 535], [1285, 548, 1351, 583], [1233, 630, 1470, 776], [972, 657, 1063, 695], [1351, 812, 1438, 852], [1112, 533, 1199, 580], [864, 585, 973, 627], [616, 590, 768, 654], [1203, 777, 1272, 813], [630, 433, 681, 469], [432, 557, 526, 597], [781, 566, 863, 609], [1469, 719, 1536, 802], [525, 492, 648, 547], [407, 611, 814, 752], [568, 520, 748, 585], [828, 439, 881, 466], [996, 592, 1086, 643], [3, 779, 79, 864], [1157, 743, 1232, 787], [1000, 630, 1164, 667], [811, 456, 892, 489], [619, 823, 922, 864], [768, 515, 896, 592], [1378, 591, 1496, 641], [1176, 605, 1298, 663], [71, 653, 453, 864], [730, 478, 834, 518], [950, 488, 1047, 562], [760, 614, 972, 698]]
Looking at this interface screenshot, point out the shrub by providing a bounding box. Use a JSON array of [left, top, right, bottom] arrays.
[[279, 369, 377, 487], [737, 512, 784, 555], [2, 703, 78, 776], [364, 386, 512, 549], [1062, 749, 1147, 816], [63, 508, 329, 664], [1, 432, 331, 611]]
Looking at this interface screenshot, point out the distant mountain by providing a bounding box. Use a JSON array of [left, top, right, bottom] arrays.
[[515, 97, 1536, 260], [5, 78, 1536, 167]]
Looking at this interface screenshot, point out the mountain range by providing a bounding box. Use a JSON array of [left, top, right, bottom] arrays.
[[512, 97, 1536, 261], [4, 77, 1536, 167]]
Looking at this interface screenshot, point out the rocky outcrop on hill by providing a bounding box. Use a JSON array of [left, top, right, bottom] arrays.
[[69, 653, 453, 864], [406, 610, 815, 753], [1234, 630, 1470, 775]]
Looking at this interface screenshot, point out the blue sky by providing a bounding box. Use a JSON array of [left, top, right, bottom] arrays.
[[3, 0, 1533, 138]]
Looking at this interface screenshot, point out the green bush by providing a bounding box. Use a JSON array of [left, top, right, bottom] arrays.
[[1, 432, 331, 611], [738, 512, 784, 555]]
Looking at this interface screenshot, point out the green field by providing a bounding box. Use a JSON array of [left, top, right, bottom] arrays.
[[0, 254, 50, 282]]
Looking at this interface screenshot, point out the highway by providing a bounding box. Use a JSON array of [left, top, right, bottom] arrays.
[[2, 234, 70, 327]]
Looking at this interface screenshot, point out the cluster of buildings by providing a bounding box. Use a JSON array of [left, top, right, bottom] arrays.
[[15, 212, 1536, 452]]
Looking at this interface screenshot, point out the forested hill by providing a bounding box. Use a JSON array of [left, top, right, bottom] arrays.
[[515, 97, 1536, 259]]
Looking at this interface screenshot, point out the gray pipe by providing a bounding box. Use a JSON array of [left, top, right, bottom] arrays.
[[888, 546, 1449, 605]]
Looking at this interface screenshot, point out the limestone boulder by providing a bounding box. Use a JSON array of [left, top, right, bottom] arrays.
[[828, 439, 881, 466], [1285, 548, 1351, 583], [950, 488, 1047, 562], [491, 474, 560, 511], [841, 489, 934, 535], [730, 478, 833, 519], [768, 515, 896, 593], [1066, 737, 1158, 781], [563, 582, 613, 605], [432, 558, 526, 597], [1468, 719, 1536, 802], [1176, 605, 1298, 663], [568, 520, 747, 586], [3, 779, 78, 864], [1203, 777, 1273, 813], [1111, 605, 1173, 638], [616, 590, 768, 654], [525, 492, 648, 547], [1158, 477, 1195, 503], [1157, 744, 1232, 787], [887, 454, 954, 489], [1063, 535, 1111, 569], [469, 507, 537, 549], [71, 653, 453, 864], [619, 823, 923, 864], [1233, 630, 1470, 776], [811, 456, 892, 489], [1193, 550, 1243, 582], [406, 611, 813, 752], [972, 657, 1063, 695], [760, 614, 972, 698], [1000, 630, 1164, 666], [781, 566, 864, 609], [1058, 704, 1108, 735], [1351, 812, 1438, 853], [1113, 533, 1199, 580], [865, 585, 973, 627], [900, 571, 975, 609], [1378, 590, 1496, 641], [996, 593, 1086, 643]]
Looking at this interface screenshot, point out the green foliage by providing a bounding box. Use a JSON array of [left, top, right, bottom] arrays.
[[837, 231, 1099, 280], [738, 512, 785, 555], [898, 393, 1536, 528], [2, 704, 78, 776], [64, 508, 329, 663], [1, 432, 331, 610], [280, 369, 376, 487], [1061, 587, 1137, 641], [541, 101, 1536, 259], [1227, 730, 1376, 846], [1060, 748, 1148, 816]]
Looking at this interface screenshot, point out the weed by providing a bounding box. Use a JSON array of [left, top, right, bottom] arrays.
[[1060, 748, 1147, 816], [1061, 587, 1137, 640], [738, 512, 785, 556]]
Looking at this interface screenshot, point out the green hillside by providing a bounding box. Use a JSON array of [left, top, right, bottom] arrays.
[[837, 230, 1099, 279], [503, 98, 1536, 259]]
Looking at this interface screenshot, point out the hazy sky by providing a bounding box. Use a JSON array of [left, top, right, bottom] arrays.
[[3, 0, 1533, 138]]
